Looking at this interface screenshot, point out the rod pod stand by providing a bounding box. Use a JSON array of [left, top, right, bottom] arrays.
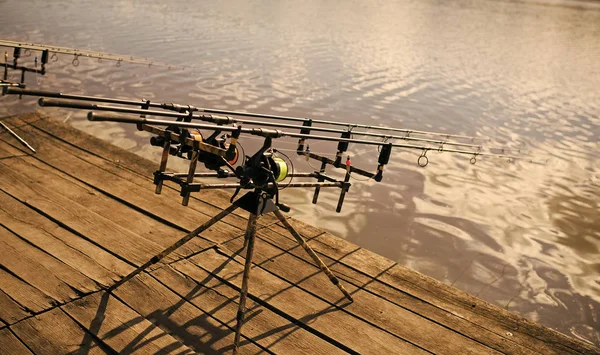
[[104, 189, 353, 354]]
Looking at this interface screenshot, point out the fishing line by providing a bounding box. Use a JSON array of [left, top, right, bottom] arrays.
[[274, 149, 294, 190]]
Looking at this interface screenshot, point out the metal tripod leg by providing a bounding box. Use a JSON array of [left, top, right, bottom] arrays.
[[273, 209, 354, 302], [108, 203, 239, 292], [232, 212, 259, 355]]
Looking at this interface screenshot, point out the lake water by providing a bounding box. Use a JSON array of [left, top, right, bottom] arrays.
[[1, 0, 599, 346]]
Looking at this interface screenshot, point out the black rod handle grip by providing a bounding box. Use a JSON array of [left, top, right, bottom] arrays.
[[87, 112, 145, 124], [7, 88, 61, 97], [38, 98, 98, 109]]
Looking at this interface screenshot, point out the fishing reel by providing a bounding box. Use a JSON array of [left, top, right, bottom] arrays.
[[231, 136, 291, 212], [149, 126, 240, 173]]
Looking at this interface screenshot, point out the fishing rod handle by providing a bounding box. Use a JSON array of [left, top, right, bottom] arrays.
[[7, 87, 62, 97], [38, 97, 99, 110], [88, 112, 145, 124]]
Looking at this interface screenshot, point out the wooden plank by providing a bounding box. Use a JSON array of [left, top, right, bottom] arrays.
[[0, 127, 29, 160], [0, 328, 33, 355], [0, 189, 132, 283], [250, 226, 537, 355], [113, 272, 265, 354], [24, 113, 253, 211], [4, 113, 266, 229], [0, 122, 250, 253], [179, 248, 430, 354], [62, 291, 195, 354], [0, 225, 98, 304], [311, 232, 595, 355], [11, 307, 109, 354], [152, 263, 346, 354], [0, 290, 31, 325], [0, 143, 214, 261], [0, 159, 166, 267], [0, 269, 55, 314], [221, 234, 505, 355], [225, 232, 514, 355]]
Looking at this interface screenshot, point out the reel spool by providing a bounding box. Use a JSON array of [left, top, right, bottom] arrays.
[[270, 157, 288, 182], [223, 142, 240, 165]]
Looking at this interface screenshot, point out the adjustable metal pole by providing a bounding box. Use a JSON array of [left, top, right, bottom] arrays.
[[0, 122, 36, 153], [232, 212, 259, 355], [273, 209, 353, 302]]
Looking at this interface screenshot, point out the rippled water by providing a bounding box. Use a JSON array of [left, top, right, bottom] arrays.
[[1, 0, 599, 345]]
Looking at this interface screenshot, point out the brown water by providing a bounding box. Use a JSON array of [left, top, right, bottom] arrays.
[[1, 0, 599, 346]]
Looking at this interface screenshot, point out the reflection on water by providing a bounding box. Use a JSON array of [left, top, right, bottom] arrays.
[[1, 0, 599, 345]]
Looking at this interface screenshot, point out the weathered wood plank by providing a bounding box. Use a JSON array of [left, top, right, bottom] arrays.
[[0, 142, 215, 260], [250, 226, 539, 355], [0, 269, 55, 314], [311, 232, 595, 355], [0, 121, 254, 259], [152, 263, 345, 354], [0, 290, 31, 325], [4, 113, 268, 229], [0, 328, 33, 355], [62, 291, 196, 354], [26, 114, 258, 213], [0, 127, 29, 160], [11, 307, 109, 355], [222, 232, 509, 355], [180, 248, 430, 354], [0, 189, 132, 283], [0, 225, 98, 304], [0, 159, 166, 267], [113, 272, 265, 354]]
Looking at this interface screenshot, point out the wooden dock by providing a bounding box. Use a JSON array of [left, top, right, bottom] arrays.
[[0, 112, 597, 354]]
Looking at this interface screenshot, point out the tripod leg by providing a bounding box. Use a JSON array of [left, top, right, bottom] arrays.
[[108, 203, 239, 292], [273, 210, 354, 302], [233, 212, 259, 355]]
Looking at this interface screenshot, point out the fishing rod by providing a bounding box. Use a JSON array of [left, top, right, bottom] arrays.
[[0, 39, 182, 69], [6, 88, 535, 190], [35, 96, 529, 186], [6, 87, 529, 156], [1, 39, 183, 92], [1, 87, 486, 141], [35, 98, 520, 161]]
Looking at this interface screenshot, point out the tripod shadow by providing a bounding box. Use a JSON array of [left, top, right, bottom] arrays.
[[71, 248, 270, 354], [70, 229, 367, 354], [72, 291, 110, 355], [195, 239, 360, 352], [70, 291, 191, 354]]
